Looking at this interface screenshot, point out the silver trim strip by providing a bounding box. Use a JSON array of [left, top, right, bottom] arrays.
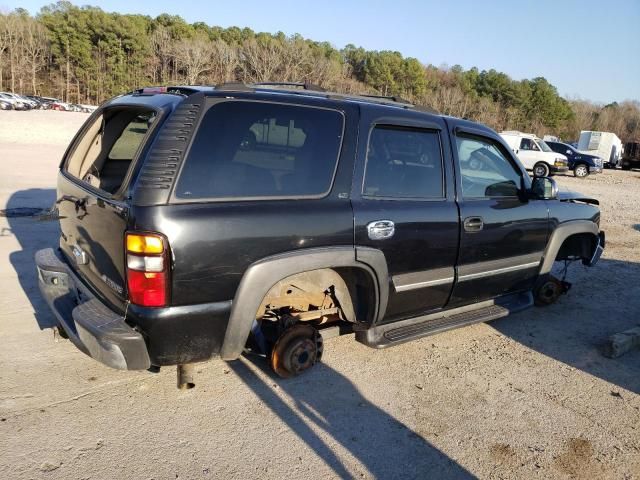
[[458, 261, 540, 281], [395, 276, 454, 292], [392, 266, 455, 293], [458, 252, 543, 277]]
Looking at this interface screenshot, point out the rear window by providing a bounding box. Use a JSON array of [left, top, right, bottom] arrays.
[[64, 108, 156, 194], [175, 101, 344, 199]]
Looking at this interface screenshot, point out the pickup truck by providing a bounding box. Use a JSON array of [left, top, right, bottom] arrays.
[[35, 83, 605, 386]]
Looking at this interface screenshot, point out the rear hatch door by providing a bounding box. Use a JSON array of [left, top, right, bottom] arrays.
[[57, 104, 161, 310]]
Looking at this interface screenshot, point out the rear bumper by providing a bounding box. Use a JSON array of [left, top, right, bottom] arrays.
[[35, 248, 151, 370], [35, 247, 232, 368]]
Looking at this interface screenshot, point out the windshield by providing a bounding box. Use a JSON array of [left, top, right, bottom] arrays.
[[535, 139, 553, 152]]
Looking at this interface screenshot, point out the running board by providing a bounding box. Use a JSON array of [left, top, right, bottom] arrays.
[[356, 292, 533, 348]]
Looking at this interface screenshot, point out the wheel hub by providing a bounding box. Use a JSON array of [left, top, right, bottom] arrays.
[[535, 275, 571, 306], [270, 324, 323, 378]]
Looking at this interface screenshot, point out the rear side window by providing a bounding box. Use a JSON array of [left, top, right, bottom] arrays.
[[363, 126, 444, 199], [64, 108, 156, 194], [175, 102, 344, 199]]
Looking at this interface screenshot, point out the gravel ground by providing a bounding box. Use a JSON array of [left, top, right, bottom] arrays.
[[0, 110, 639, 479]]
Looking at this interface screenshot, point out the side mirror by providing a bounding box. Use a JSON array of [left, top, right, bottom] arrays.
[[529, 176, 558, 200]]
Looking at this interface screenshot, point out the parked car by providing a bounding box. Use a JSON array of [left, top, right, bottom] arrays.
[[0, 98, 13, 110], [0, 92, 28, 110], [621, 142, 640, 170], [79, 104, 97, 113], [0, 92, 37, 109], [35, 84, 604, 385], [546, 141, 603, 177], [577, 131, 623, 169], [50, 100, 72, 111], [500, 131, 569, 177], [25, 95, 51, 109]]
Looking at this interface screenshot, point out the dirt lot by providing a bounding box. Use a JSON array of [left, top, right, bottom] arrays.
[[1, 110, 639, 479]]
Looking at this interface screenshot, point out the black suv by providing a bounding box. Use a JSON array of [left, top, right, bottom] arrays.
[[35, 84, 605, 382], [546, 141, 604, 178]]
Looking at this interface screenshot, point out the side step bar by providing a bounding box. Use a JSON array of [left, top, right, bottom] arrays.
[[356, 292, 533, 348]]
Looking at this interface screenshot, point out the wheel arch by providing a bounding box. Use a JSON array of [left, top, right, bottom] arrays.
[[539, 220, 599, 275], [220, 246, 388, 360]]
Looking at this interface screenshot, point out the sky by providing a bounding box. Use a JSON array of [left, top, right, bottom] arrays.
[[2, 0, 639, 103]]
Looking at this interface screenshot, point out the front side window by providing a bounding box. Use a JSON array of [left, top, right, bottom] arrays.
[[363, 126, 444, 199], [456, 135, 522, 198], [520, 138, 538, 151], [175, 102, 344, 199], [64, 108, 156, 194]]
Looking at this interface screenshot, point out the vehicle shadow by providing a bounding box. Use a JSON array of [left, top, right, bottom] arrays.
[[4, 188, 59, 330], [491, 258, 640, 394], [230, 357, 474, 479]]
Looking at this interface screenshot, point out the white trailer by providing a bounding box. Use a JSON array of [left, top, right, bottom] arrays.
[[578, 131, 623, 168]]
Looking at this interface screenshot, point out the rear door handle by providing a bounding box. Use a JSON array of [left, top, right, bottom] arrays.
[[463, 216, 484, 232], [367, 220, 395, 240]]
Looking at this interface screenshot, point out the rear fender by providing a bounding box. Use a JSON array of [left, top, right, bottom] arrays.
[[220, 246, 388, 360]]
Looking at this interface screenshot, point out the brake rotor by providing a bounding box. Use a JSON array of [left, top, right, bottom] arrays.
[[535, 276, 569, 306], [269, 324, 323, 378]]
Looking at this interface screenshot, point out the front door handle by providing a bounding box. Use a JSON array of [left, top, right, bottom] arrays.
[[367, 220, 395, 240], [463, 216, 484, 232]]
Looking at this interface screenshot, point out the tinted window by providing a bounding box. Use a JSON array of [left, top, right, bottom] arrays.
[[363, 126, 444, 199], [456, 136, 522, 198], [175, 102, 344, 199], [520, 138, 537, 150]]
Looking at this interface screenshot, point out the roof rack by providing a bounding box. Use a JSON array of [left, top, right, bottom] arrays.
[[253, 82, 327, 92], [360, 94, 412, 105], [214, 82, 254, 92], [215, 81, 327, 93], [128, 86, 211, 96], [210, 81, 439, 114]]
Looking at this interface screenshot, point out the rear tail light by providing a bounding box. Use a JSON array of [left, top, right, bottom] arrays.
[[125, 232, 169, 307]]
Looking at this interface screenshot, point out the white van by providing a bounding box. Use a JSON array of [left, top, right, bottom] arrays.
[[500, 131, 568, 177]]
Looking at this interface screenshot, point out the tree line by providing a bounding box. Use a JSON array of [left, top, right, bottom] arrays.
[[1, 1, 638, 142]]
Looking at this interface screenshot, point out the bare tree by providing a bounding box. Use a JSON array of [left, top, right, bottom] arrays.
[[151, 26, 173, 84], [3, 13, 20, 91], [240, 37, 283, 82], [0, 15, 8, 90], [21, 17, 48, 94], [208, 39, 239, 84], [172, 33, 214, 84]]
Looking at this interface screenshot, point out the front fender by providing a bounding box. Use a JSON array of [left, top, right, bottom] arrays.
[[539, 220, 600, 275]]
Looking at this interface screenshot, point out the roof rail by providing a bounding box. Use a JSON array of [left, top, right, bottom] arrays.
[[360, 94, 412, 105], [412, 104, 439, 115], [214, 82, 255, 92], [129, 86, 203, 96], [252, 82, 327, 92], [214, 81, 327, 93]]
